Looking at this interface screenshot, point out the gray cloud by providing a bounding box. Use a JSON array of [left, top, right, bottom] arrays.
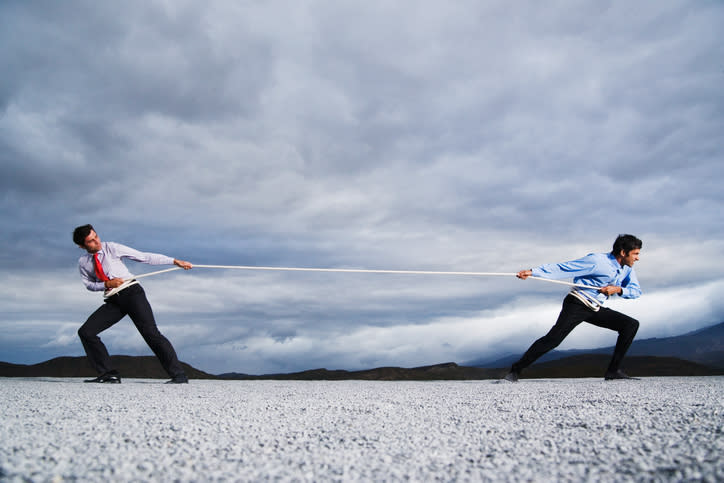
[[1, 0, 723, 374]]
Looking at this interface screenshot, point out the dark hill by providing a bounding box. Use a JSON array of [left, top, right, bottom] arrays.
[[0, 356, 216, 379], [468, 321, 724, 369], [2, 355, 722, 381], [216, 357, 722, 380], [520, 354, 724, 379], [3, 321, 724, 382], [219, 362, 501, 381]]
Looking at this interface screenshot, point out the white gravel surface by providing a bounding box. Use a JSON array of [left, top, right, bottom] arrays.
[[1, 377, 722, 482]]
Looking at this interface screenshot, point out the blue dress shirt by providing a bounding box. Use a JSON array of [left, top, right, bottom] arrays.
[[531, 252, 641, 305]]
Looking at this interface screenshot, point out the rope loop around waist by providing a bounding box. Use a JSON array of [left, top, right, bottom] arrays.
[[103, 279, 139, 299], [568, 288, 603, 311]]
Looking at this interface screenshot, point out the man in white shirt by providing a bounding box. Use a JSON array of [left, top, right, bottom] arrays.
[[73, 224, 193, 384]]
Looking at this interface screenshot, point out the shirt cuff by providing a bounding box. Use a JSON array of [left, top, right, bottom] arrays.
[[90, 281, 105, 292]]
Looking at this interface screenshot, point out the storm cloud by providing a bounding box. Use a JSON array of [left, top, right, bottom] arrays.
[[1, 1, 722, 374]]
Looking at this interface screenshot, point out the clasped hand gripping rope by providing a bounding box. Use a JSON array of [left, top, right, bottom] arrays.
[[103, 264, 597, 301]]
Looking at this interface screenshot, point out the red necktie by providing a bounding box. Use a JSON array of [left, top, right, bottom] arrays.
[[93, 252, 110, 282]]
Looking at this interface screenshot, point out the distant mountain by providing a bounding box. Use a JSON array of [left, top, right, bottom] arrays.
[[520, 355, 723, 379], [218, 362, 501, 381], [466, 321, 724, 369], [2, 323, 724, 381], [217, 356, 722, 380], [0, 355, 216, 379], [1, 356, 721, 381]]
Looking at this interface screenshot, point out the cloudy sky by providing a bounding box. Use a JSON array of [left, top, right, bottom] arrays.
[[1, 1, 722, 375]]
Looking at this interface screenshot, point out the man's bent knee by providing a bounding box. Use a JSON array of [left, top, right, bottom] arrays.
[[78, 324, 98, 341]]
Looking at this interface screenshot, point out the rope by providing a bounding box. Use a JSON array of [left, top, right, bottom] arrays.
[[131, 267, 184, 280], [104, 264, 605, 309], [126, 264, 593, 289]]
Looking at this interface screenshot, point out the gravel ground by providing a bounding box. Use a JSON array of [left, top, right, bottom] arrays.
[[1, 377, 722, 482]]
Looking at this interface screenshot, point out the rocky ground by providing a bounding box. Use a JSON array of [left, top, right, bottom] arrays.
[[1, 377, 722, 481]]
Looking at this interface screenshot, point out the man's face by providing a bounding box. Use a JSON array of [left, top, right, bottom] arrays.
[[620, 248, 640, 267], [83, 230, 102, 253]]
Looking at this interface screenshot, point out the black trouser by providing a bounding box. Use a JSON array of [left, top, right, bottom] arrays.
[[511, 295, 639, 375], [78, 284, 185, 378]]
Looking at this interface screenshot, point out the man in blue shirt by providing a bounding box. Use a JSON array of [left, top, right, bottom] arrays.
[[73, 224, 193, 384], [504, 234, 642, 382]]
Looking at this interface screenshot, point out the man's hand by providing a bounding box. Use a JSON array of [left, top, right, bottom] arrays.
[[104, 278, 125, 289], [598, 285, 622, 296], [174, 259, 193, 270], [517, 269, 533, 280]]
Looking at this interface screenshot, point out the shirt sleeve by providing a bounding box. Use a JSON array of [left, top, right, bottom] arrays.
[[78, 257, 105, 292], [531, 254, 598, 280], [108, 242, 175, 265], [620, 268, 642, 299]]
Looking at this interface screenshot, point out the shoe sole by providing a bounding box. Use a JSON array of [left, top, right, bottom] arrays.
[[83, 378, 121, 383]]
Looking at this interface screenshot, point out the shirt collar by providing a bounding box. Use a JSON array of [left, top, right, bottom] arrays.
[[607, 252, 624, 270]]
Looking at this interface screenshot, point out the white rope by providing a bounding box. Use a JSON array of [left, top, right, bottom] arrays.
[[105, 264, 605, 309], [121, 264, 593, 289], [131, 267, 184, 280], [569, 287, 604, 311], [194, 265, 594, 290], [103, 267, 182, 297]]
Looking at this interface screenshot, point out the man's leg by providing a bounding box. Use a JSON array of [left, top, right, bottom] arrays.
[[510, 296, 592, 375], [588, 307, 639, 375], [120, 285, 186, 379], [78, 302, 126, 374]]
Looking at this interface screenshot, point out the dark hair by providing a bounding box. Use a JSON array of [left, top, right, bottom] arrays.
[[612, 234, 642, 255], [73, 224, 95, 247]]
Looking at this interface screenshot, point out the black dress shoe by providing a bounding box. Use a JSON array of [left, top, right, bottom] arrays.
[[503, 370, 520, 383], [165, 374, 189, 384], [604, 370, 639, 380], [84, 371, 121, 383]]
